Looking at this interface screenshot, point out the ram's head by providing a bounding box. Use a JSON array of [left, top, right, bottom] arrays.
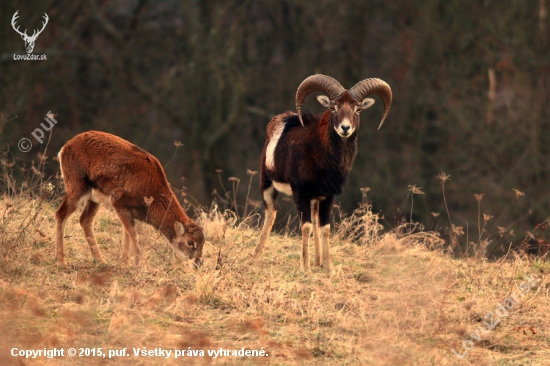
[[295, 74, 392, 137]]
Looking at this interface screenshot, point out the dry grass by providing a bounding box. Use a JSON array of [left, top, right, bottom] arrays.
[[0, 194, 549, 365]]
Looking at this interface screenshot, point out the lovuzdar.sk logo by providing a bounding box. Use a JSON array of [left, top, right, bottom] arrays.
[[12, 10, 48, 61]]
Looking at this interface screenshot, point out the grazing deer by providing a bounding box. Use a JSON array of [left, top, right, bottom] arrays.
[[55, 131, 204, 266]]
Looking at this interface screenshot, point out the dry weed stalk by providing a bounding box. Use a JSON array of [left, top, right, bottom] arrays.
[[333, 200, 383, 246], [1, 155, 549, 364]]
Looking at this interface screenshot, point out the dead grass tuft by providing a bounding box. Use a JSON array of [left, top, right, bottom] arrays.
[[178, 329, 212, 349], [0, 194, 548, 365]]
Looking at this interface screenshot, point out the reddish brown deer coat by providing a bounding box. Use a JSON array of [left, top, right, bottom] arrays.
[[55, 131, 204, 266]]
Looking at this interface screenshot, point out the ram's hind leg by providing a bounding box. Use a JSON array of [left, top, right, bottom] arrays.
[[79, 200, 106, 264], [319, 196, 334, 274], [255, 185, 278, 258]]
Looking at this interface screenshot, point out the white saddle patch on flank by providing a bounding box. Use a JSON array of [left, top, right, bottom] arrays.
[[273, 181, 292, 196], [57, 146, 66, 179], [265, 123, 285, 170]]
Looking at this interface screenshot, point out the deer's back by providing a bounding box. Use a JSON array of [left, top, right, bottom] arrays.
[[59, 131, 170, 197]]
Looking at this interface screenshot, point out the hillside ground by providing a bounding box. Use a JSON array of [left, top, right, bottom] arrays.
[[0, 194, 549, 365]]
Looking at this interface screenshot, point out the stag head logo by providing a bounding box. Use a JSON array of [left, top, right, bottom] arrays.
[[12, 11, 49, 54]]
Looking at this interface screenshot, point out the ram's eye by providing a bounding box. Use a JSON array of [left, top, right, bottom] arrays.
[[187, 240, 194, 248], [330, 107, 336, 111], [356, 109, 361, 113]]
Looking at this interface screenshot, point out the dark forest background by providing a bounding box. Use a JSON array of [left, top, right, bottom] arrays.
[[1, 0, 549, 250]]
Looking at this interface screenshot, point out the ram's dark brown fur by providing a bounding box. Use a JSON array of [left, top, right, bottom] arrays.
[[254, 75, 392, 273]]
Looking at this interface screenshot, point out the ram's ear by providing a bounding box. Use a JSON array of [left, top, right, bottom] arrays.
[[362, 98, 375, 109], [316, 95, 331, 108], [174, 221, 186, 237]]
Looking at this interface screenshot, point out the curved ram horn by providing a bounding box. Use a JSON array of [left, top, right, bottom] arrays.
[[349, 78, 392, 130], [295, 74, 345, 127]]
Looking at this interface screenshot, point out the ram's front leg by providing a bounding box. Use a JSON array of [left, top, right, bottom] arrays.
[[311, 199, 322, 266], [319, 197, 334, 274], [301, 222, 312, 272], [296, 195, 312, 272]]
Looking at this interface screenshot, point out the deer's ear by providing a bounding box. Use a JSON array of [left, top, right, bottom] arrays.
[[174, 221, 186, 237]]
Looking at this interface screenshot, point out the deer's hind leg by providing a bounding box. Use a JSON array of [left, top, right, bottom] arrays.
[[79, 200, 106, 264], [121, 230, 131, 266], [55, 196, 79, 264], [55, 185, 88, 264], [110, 190, 140, 265]]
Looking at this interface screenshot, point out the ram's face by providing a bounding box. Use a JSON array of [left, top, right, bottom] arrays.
[[317, 92, 375, 138]]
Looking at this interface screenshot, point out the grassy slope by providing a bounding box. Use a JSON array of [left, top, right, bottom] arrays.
[[0, 195, 548, 365]]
